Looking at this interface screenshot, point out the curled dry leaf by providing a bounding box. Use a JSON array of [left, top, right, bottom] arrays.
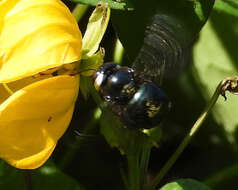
[[221, 76, 238, 99]]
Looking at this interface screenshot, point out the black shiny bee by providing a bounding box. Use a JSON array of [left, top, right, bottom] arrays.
[[93, 63, 171, 129]]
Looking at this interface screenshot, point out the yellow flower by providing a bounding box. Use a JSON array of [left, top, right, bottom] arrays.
[[0, 0, 82, 83], [0, 0, 82, 169], [0, 75, 79, 169]]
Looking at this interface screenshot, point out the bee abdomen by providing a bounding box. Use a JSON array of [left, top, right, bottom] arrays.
[[121, 82, 171, 129], [93, 63, 171, 129]]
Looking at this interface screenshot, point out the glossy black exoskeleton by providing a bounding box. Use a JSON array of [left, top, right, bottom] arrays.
[[93, 63, 171, 129], [93, 63, 136, 104]]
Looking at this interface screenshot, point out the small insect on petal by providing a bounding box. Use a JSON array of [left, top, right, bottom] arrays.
[[0, 75, 79, 169], [0, 0, 82, 83]]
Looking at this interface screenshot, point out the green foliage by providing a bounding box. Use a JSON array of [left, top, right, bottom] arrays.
[[59, 0, 238, 189], [2, 0, 238, 189], [70, 0, 133, 10], [100, 109, 153, 155], [160, 179, 212, 190], [100, 109, 162, 190], [0, 161, 84, 190], [193, 0, 238, 149], [80, 48, 104, 76]]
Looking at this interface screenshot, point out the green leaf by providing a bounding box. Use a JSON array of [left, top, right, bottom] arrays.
[[0, 161, 24, 189], [193, 1, 238, 146], [160, 179, 212, 190], [100, 109, 156, 189], [214, 0, 238, 17], [100, 109, 148, 155], [69, 0, 133, 10], [33, 162, 85, 190], [0, 161, 85, 190], [82, 2, 110, 57], [100, 109, 162, 155]]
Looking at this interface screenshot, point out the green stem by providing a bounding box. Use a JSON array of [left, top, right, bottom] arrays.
[[127, 136, 152, 190], [140, 144, 151, 190], [148, 81, 223, 190], [72, 4, 89, 22], [204, 162, 238, 187], [128, 155, 140, 190], [120, 167, 130, 190]]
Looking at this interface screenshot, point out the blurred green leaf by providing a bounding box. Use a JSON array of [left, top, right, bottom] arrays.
[[214, 0, 238, 17], [0, 161, 24, 189], [69, 0, 133, 10], [160, 179, 212, 190], [193, 1, 238, 147], [205, 163, 238, 188], [0, 161, 85, 190], [72, 4, 89, 21], [33, 162, 85, 190]]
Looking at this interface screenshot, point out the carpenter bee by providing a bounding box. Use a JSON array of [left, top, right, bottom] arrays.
[[91, 7, 194, 129], [92, 63, 171, 129]]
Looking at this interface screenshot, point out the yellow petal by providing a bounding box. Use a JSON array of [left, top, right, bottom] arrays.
[[0, 75, 50, 106], [0, 0, 82, 83], [0, 75, 79, 169]]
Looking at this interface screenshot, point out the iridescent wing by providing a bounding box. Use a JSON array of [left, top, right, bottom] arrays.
[[132, 13, 192, 84]]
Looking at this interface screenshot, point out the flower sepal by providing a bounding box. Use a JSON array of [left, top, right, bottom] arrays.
[[82, 2, 110, 58]]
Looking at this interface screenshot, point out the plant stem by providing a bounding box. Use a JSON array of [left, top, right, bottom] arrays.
[[127, 135, 152, 190], [72, 4, 89, 22], [140, 144, 151, 190], [120, 167, 130, 190], [148, 80, 224, 190], [24, 170, 33, 190], [128, 155, 140, 190]]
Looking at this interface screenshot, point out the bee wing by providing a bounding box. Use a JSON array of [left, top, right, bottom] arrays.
[[132, 13, 192, 82]]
